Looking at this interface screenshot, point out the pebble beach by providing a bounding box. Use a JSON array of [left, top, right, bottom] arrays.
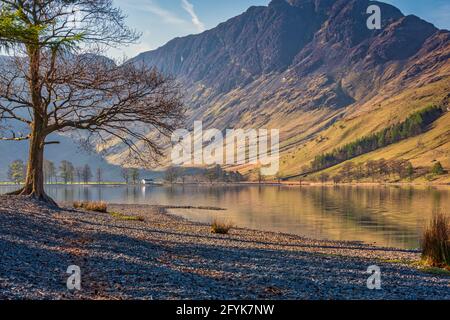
[[0, 195, 449, 300]]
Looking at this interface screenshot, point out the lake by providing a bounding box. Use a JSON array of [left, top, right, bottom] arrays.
[[1, 184, 449, 249]]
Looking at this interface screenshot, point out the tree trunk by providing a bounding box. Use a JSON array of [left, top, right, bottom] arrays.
[[8, 121, 56, 206], [22, 124, 47, 198], [8, 45, 57, 206]]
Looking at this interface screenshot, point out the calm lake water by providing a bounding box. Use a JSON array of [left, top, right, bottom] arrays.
[[1, 184, 449, 249]]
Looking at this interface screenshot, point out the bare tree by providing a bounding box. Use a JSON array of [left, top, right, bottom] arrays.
[[257, 170, 263, 185], [59, 160, 74, 184], [43, 159, 56, 184], [275, 172, 282, 184], [332, 175, 343, 184], [319, 173, 329, 184], [339, 162, 354, 182], [75, 167, 83, 184], [121, 168, 130, 184], [82, 164, 92, 184], [165, 167, 179, 184], [0, 1, 183, 204], [96, 167, 103, 184], [366, 160, 377, 181], [130, 168, 140, 184], [205, 170, 215, 184]]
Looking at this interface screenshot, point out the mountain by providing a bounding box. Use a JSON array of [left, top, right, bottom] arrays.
[[1, 1, 448, 182], [127, 0, 449, 181], [0, 134, 125, 181]]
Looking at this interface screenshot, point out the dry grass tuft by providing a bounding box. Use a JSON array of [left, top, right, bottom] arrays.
[[211, 219, 234, 235], [110, 212, 145, 222], [73, 201, 108, 213], [421, 213, 450, 267]]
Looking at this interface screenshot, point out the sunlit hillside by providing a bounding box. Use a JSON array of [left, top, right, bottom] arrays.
[[109, 0, 450, 183]]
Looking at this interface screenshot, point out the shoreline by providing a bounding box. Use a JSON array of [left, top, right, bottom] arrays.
[[162, 207, 418, 251], [1, 181, 450, 187], [0, 195, 449, 300]]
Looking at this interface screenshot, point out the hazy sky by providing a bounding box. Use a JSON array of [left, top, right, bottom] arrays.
[[110, 0, 450, 58]]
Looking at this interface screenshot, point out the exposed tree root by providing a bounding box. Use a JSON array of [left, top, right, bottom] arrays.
[[6, 188, 58, 208], [6, 188, 24, 196]]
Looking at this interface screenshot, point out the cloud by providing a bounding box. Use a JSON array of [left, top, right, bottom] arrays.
[[142, 0, 186, 25], [109, 42, 154, 60], [181, 0, 205, 32]]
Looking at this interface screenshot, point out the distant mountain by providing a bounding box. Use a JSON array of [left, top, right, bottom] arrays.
[[0, 134, 125, 181], [128, 0, 449, 181]]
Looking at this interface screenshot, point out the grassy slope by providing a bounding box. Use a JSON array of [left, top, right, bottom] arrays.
[[276, 75, 450, 182], [312, 112, 450, 184], [103, 33, 449, 183]]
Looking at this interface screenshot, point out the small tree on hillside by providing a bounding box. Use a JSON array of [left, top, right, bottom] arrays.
[[332, 175, 343, 184], [275, 172, 282, 184], [375, 159, 388, 179], [319, 173, 329, 184], [431, 162, 445, 176], [355, 163, 365, 181], [366, 160, 377, 181], [299, 165, 310, 185], [257, 170, 264, 184], [406, 162, 414, 180], [339, 162, 354, 182]]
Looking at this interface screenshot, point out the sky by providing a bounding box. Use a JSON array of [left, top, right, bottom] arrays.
[[0, 0, 444, 59], [110, 0, 450, 59], [110, 0, 269, 58], [383, 0, 450, 29]]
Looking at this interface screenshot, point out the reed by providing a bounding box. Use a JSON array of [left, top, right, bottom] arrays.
[[421, 213, 450, 267]]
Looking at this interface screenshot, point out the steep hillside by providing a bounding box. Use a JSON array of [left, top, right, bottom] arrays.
[[3, 1, 447, 182], [127, 0, 449, 181]]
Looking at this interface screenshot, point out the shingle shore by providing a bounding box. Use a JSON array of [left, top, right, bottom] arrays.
[[0, 196, 449, 300]]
